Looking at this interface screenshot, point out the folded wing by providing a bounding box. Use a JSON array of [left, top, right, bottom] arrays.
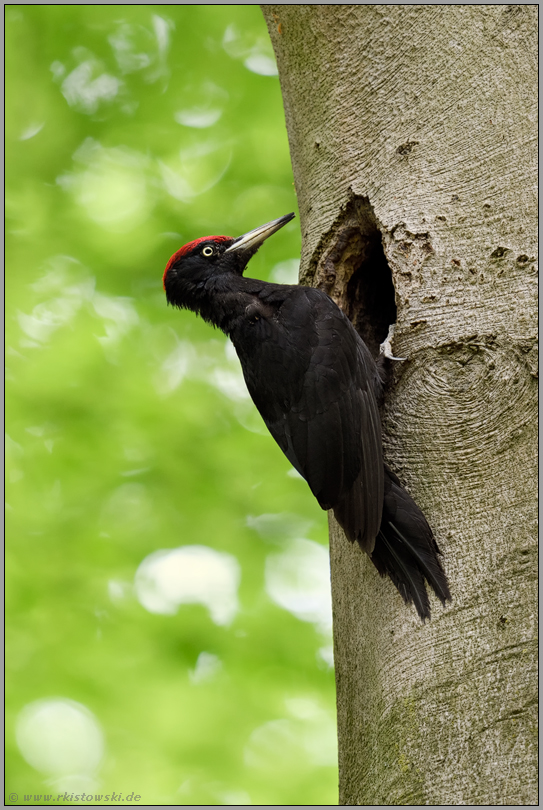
[[233, 286, 384, 552]]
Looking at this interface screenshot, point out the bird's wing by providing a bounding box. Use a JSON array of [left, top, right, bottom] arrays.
[[232, 286, 384, 550]]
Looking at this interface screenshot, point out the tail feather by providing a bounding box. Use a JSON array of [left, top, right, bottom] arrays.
[[376, 529, 430, 620], [370, 466, 451, 621], [388, 520, 451, 605]]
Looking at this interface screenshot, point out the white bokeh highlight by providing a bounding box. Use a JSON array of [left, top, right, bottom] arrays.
[[135, 545, 241, 625], [189, 652, 223, 685], [16, 256, 139, 360], [16, 698, 104, 780], [244, 696, 337, 772], [265, 538, 333, 634], [270, 258, 300, 285], [222, 24, 278, 76], [60, 60, 122, 114]]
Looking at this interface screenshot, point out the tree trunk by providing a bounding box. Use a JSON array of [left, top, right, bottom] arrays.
[[261, 5, 537, 806]]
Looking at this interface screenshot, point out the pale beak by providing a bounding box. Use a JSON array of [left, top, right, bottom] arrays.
[[225, 213, 295, 254]]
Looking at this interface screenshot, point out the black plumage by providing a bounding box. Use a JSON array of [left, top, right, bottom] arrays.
[[163, 213, 450, 620]]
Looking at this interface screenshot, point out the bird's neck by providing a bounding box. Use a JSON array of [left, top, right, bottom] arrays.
[[174, 273, 264, 335]]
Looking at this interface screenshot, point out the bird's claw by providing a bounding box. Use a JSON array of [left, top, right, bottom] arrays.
[[379, 324, 406, 361]]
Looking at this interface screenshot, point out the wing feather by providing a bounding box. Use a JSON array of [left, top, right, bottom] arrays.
[[232, 285, 384, 548]]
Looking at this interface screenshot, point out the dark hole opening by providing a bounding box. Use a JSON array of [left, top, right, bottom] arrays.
[[345, 216, 397, 358], [312, 197, 398, 358]]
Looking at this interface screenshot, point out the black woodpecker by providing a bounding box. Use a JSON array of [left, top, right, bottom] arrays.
[[163, 213, 451, 620]]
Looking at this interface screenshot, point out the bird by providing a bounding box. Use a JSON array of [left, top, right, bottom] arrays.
[[163, 213, 451, 620]]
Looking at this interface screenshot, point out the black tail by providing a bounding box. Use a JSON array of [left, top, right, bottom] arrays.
[[370, 466, 451, 621]]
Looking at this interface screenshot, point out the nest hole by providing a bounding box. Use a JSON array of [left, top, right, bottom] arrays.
[[316, 198, 397, 358]]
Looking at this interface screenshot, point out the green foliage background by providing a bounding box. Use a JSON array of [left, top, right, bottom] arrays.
[[6, 5, 337, 806]]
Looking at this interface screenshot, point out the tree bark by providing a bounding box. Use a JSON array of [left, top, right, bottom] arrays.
[[262, 5, 537, 806]]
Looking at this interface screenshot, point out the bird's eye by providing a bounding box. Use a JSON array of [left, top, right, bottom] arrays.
[[202, 246, 214, 257]]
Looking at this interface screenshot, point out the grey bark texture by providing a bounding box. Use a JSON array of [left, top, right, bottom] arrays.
[[262, 5, 537, 806]]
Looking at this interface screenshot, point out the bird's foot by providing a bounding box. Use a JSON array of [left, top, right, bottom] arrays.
[[379, 324, 406, 361]]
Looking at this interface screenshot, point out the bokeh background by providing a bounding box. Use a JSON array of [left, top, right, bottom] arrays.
[[6, 5, 338, 806]]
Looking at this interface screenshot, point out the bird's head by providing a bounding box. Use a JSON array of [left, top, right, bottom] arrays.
[[163, 213, 295, 308]]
